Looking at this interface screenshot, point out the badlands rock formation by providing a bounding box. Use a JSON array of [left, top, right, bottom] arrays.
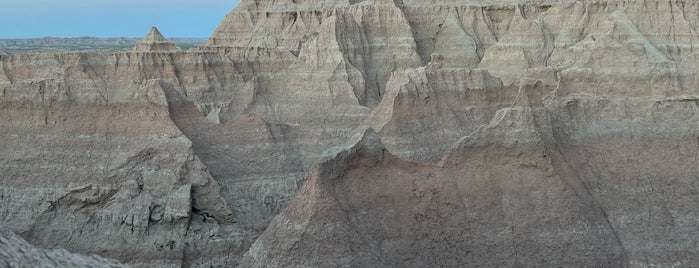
[[133, 27, 182, 53], [2, 0, 699, 267], [0, 231, 126, 268]]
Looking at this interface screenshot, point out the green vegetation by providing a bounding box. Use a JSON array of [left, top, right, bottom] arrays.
[[0, 38, 207, 53]]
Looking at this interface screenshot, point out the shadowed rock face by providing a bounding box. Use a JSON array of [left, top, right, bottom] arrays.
[[241, 116, 627, 267], [2, 0, 699, 267]]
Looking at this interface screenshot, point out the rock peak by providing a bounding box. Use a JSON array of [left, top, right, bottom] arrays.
[[133, 26, 180, 52], [142, 27, 168, 43]]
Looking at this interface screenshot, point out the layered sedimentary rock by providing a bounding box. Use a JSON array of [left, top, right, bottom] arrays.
[[0, 50, 260, 266], [2, 0, 699, 267], [241, 115, 626, 267], [0, 231, 127, 267], [133, 27, 181, 53]]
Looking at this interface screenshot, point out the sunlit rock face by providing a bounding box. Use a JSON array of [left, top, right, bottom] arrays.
[[2, 0, 699, 267]]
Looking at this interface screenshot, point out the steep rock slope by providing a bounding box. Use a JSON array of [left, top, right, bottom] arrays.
[[0, 52, 250, 266], [1, 0, 699, 267], [0, 230, 127, 268], [133, 27, 182, 53], [241, 117, 626, 267], [364, 67, 516, 162]]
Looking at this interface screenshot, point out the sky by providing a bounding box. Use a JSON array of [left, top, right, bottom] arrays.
[[0, 0, 241, 38]]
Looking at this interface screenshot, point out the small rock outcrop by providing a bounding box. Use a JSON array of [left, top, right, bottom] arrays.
[[132, 27, 180, 52], [0, 230, 127, 267]]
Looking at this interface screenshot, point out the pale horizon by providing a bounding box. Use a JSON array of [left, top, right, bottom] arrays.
[[0, 0, 241, 38]]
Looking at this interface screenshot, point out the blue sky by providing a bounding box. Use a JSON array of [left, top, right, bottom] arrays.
[[1, 0, 241, 38]]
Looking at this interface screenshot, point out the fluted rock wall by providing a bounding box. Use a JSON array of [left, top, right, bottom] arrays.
[[2, 0, 699, 267]]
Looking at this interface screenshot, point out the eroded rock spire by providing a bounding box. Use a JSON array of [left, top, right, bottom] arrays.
[[133, 26, 181, 52]]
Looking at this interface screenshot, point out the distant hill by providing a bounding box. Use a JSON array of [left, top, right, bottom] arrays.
[[0, 36, 207, 52]]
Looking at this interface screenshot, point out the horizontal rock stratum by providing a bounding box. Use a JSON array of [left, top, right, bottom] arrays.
[[2, 0, 699, 267]]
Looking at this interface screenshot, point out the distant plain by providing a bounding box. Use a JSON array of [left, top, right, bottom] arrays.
[[0, 37, 207, 52]]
